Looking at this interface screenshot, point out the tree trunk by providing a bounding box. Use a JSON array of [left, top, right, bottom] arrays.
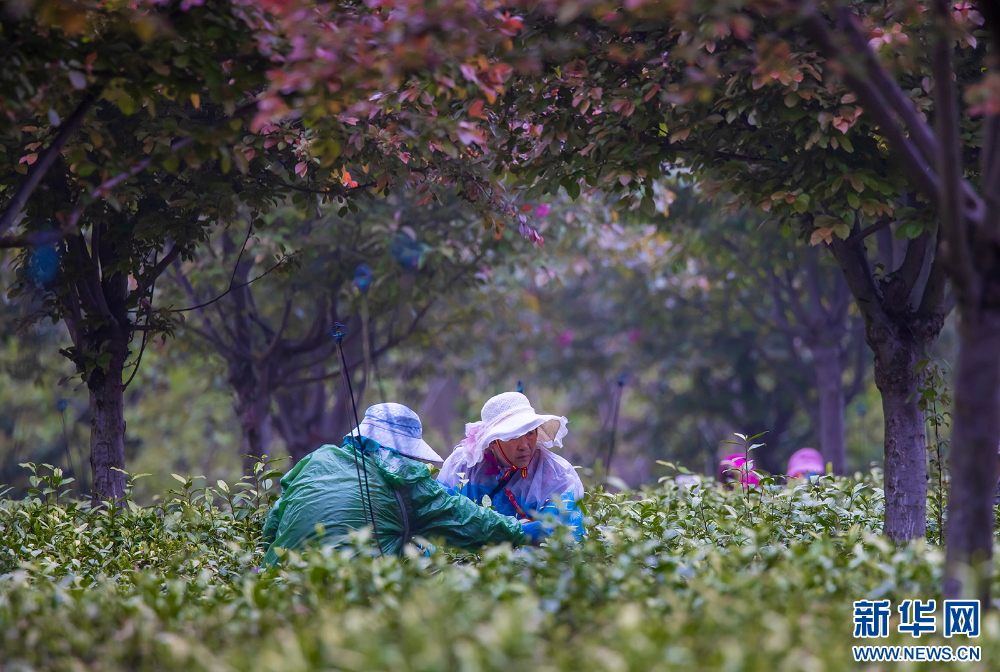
[[419, 376, 461, 452], [828, 232, 946, 541], [944, 308, 1000, 601], [236, 390, 272, 474], [273, 378, 333, 464], [229, 358, 272, 474], [812, 345, 847, 475], [872, 335, 927, 541], [87, 331, 129, 505]]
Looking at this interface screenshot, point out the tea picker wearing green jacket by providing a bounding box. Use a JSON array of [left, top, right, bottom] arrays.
[[261, 403, 528, 565]]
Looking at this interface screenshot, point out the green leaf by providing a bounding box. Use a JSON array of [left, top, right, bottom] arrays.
[[566, 180, 580, 200], [116, 94, 135, 115]]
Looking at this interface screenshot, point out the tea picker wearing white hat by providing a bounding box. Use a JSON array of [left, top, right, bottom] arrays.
[[437, 392, 585, 540], [262, 403, 530, 564]]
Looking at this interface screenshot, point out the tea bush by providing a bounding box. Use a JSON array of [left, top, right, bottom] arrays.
[[2, 463, 998, 671]]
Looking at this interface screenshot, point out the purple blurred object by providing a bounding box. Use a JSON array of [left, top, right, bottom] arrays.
[[718, 453, 760, 487], [787, 447, 825, 478]]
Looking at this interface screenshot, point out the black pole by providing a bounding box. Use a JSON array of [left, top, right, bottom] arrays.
[[605, 373, 627, 479], [333, 323, 383, 555]]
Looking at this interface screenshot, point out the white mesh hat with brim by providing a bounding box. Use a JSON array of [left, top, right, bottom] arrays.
[[454, 392, 569, 467], [351, 403, 443, 462]]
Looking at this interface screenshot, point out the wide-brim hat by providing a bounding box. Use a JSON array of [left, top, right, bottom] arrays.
[[351, 402, 443, 462], [787, 447, 824, 477], [453, 391, 568, 466], [718, 453, 760, 485]]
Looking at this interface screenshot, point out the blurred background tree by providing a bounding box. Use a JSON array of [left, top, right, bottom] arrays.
[[2, 181, 954, 501]]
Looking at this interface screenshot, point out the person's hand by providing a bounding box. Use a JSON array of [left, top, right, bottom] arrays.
[[521, 520, 549, 545]]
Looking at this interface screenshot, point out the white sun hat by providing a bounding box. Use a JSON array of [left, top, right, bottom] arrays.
[[351, 403, 443, 462], [454, 392, 569, 467]]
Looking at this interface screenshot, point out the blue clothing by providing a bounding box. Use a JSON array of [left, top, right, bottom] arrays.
[[438, 447, 585, 540]]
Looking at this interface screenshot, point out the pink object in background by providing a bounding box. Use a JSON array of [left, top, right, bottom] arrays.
[[536, 204, 551, 216], [718, 454, 760, 487], [787, 448, 825, 478], [557, 330, 574, 346]]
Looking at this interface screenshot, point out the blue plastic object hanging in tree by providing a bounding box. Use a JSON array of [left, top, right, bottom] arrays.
[[354, 264, 374, 294], [28, 243, 60, 286], [388, 232, 428, 271]]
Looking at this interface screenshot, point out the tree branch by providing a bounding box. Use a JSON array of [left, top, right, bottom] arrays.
[[282, 307, 431, 388], [827, 226, 883, 321], [885, 232, 928, 310], [135, 244, 183, 297], [845, 217, 891, 245], [260, 298, 293, 362], [932, 0, 972, 290], [0, 90, 101, 237], [918, 225, 950, 316], [837, 8, 940, 167], [0, 230, 65, 249], [844, 321, 868, 403], [286, 295, 335, 355], [183, 323, 241, 359], [831, 271, 853, 322], [70, 234, 99, 312], [805, 246, 825, 322], [86, 221, 115, 321], [796, 7, 942, 205], [171, 255, 294, 313]]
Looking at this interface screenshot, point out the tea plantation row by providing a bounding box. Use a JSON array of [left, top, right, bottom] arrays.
[[2, 465, 998, 671]]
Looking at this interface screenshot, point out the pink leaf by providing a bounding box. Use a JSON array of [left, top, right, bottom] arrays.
[[460, 64, 478, 83]]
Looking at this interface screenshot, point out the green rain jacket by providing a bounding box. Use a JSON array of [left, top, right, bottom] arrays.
[[262, 436, 525, 564]]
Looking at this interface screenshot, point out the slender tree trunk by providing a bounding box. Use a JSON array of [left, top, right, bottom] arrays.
[[229, 358, 272, 474], [87, 331, 129, 505], [812, 345, 847, 475], [872, 336, 927, 541], [419, 375, 461, 452], [236, 390, 272, 474], [829, 232, 946, 541], [274, 376, 331, 463], [944, 308, 1000, 601]]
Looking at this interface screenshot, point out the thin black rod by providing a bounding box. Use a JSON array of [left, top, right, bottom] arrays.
[[606, 375, 626, 478], [334, 329, 372, 531], [336, 326, 384, 555]]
